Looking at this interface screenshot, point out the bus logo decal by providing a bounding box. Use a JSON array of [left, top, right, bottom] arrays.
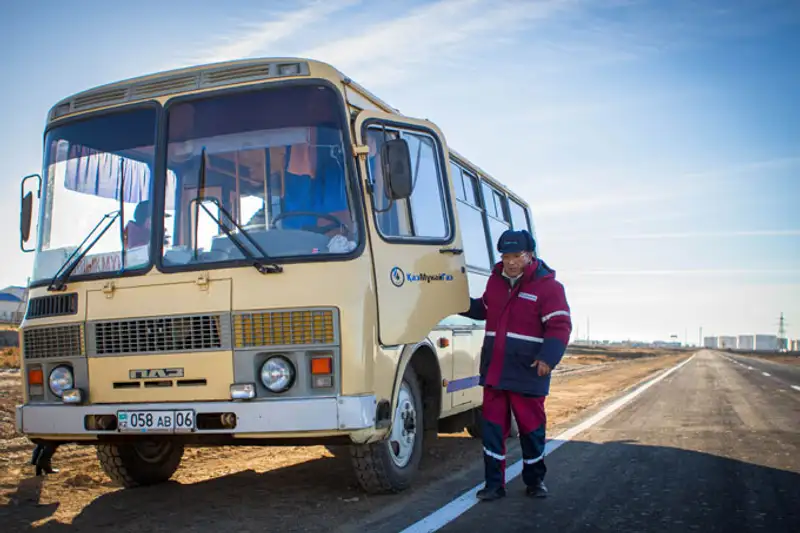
[[390, 267, 405, 287], [129, 368, 185, 379]]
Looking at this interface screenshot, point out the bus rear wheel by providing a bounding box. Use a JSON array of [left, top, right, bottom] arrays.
[[97, 440, 184, 488], [350, 365, 424, 493]]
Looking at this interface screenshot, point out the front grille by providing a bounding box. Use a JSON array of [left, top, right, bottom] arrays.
[[92, 315, 225, 355], [23, 324, 84, 359], [26, 293, 78, 319], [234, 309, 335, 348]]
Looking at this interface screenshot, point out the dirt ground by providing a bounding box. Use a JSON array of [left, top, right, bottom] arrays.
[[0, 348, 691, 532], [1, 348, 20, 369]]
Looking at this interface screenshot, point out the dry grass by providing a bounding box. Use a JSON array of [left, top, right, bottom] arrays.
[[0, 347, 20, 369], [566, 344, 693, 360]]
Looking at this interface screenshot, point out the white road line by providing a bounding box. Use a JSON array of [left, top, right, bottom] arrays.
[[763, 372, 771, 377], [399, 354, 696, 533], [791, 385, 800, 392]]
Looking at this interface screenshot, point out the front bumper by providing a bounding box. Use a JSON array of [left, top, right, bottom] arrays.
[[16, 395, 376, 436]]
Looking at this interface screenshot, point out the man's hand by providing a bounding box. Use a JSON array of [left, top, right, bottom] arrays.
[[531, 359, 551, 376]]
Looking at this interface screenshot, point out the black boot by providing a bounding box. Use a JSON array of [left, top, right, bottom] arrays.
[[476, 485, 506, 501], [35, 444, 59, 476], [525, 480, 548, 498]]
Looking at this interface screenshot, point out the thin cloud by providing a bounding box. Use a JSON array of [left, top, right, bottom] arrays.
[[531, 190, 672, 217], [298, 0, 578, 86], [563, 268, 800, 277], [199, 0, 362, 64], [611, 229, 800, 240], [679, 156, 800, 182]]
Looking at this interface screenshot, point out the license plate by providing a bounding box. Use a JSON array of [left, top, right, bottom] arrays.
[[116, 410, 195, 433]]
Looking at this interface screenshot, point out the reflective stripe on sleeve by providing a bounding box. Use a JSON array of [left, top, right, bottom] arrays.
[[542, 310, 570, 322], [507, 332, 544, 343]]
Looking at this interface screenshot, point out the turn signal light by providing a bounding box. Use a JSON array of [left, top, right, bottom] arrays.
[[28, 367, 43, 385], [311, 356, 332, 375], [310, 355, 333, 388]]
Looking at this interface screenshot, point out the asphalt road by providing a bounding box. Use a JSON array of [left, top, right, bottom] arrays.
[[722, 352, 800, 392], [400, 350, 800, 533]]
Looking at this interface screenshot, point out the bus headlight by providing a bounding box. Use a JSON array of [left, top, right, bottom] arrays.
[[48, 365, 74, 397], [260, 356, 295, 393]]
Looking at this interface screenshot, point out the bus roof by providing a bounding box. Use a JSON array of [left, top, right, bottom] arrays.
[[47, 56, 528, 208]]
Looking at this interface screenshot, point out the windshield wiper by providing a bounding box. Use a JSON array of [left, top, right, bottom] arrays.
[[48, 210, 121, 292], [190, 147, 282, 274], [189, 197, 282, 274]]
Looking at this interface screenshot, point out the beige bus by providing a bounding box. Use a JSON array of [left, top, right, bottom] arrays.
[[16, 57, 535, 493]]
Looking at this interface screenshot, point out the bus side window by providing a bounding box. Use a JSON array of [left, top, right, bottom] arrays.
[[366, 126, 450, 241], [509, 198, 530, 232]]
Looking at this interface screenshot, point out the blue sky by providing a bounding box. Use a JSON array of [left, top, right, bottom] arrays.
[[0, 0, 798, 343]]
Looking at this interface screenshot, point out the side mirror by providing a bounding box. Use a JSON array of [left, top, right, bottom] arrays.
[[381, 138, 413, 200], [20, 174, 41, 253], [21, 191, 33, 242]]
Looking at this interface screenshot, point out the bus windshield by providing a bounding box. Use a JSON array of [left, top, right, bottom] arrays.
[[161, 83, 359, 269], [32, 107, 157, 284]]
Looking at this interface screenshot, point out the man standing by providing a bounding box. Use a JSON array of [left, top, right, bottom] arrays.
[[461, 229, 572, 501]]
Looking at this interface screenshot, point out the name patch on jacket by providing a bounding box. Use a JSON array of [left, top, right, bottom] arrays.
[[518, 292, 538, 302]]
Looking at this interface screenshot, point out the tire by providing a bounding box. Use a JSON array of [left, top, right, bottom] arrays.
[[466, 406, 520, 439], [96, 440, 184, 488], [350, 365, 424, 493]]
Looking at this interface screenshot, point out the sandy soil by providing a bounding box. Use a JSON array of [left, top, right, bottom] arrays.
[[1, 348, 20, 369], [0, 349, 690, 532]]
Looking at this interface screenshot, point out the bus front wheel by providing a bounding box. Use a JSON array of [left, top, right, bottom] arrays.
[[96, 440, 184, 488], [350, 365, 424, 493]]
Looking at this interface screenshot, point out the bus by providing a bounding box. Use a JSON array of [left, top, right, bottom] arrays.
[[16, 57, 535, 493]]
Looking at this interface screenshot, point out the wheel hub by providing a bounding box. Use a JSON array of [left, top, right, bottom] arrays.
[[388, 381, 417, 468]]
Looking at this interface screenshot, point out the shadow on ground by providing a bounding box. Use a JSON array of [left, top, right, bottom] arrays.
[[0, 434, 481, 533], [3, 438, 798, 533]]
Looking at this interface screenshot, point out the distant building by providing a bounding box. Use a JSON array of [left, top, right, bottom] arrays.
[[1, 286, 26, 301], [0, 285, 27, 324], [653, 341, 682, 349], [754, 334, 778, 351], [703, 337, 718, 349], [718, 336, 737, 350], [738, 335, 754, 351], [0, 293, 23, 323]]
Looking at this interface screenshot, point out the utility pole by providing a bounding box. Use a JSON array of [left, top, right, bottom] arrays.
[[587, 317, 590, 345], [699, 327, 703, 347], [778, 312, 787, 352]]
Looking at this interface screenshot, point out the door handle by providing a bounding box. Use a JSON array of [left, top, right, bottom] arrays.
[[439, 247, 463, 255]]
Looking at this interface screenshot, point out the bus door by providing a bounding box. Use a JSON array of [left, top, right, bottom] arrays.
[[354, 111, 468, 346]]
